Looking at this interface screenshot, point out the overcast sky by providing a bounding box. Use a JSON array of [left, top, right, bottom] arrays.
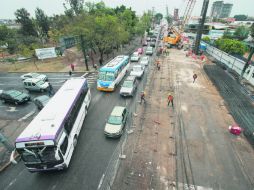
[[1, 0, 253, 19]]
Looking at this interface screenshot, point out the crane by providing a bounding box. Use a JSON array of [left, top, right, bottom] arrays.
[[163, 0, 196, 46]]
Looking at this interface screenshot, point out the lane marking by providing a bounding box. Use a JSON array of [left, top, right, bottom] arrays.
[[97, 174, 105, 190], [18, 110, 35, 121], [6, 107, 17, 112]]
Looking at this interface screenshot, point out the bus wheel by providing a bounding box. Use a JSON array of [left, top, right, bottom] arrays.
[[73, 136, 78, 147]]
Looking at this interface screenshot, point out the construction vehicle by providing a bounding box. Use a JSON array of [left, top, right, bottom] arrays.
[[163, 0, 196, 47]]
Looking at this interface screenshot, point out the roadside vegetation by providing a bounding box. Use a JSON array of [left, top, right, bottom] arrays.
[[0, 0, 155, 71]]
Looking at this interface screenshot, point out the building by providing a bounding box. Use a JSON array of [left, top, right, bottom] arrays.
[[220, 3, 233, 18], [210, 1, 233, 19], [174, 8, 179, 21]]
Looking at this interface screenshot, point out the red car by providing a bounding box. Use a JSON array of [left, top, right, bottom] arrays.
[[137, 48, 144, 55], [229, 124, 242, 135]]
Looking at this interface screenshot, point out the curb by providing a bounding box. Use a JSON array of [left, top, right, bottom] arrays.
[[0, 154, 20, 173]]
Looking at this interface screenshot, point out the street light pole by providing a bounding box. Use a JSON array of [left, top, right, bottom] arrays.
[[194, 0, 210, 54]]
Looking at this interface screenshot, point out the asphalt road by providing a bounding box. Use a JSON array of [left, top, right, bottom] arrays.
[[0, 72, 83, 120], [0, 47, 156, 190]]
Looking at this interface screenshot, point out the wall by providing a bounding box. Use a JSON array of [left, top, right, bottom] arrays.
[[203, 42, 254, 86]]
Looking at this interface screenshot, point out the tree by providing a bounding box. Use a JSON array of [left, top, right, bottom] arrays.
[[0, 26, 19, 54], [165, 15, 173, 25], [234, 25, 249, 40], [15, 8, 37, 36], [35, 8, 50, 38], [65, 0, 84, 15], [202, 36, 210, 43], [154, 13, 163, 24], [250, 23, 254, 39], [215, 38, 247, 56], [234, 15, 248, 21], [223, 28, 234, 39]]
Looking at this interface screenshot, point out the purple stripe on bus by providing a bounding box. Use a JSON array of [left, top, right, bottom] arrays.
[[16, 79, 86, 144], [15, 135, 56, 143]]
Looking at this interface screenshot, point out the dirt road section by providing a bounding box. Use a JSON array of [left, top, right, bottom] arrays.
[[112, 55, 176, 189]]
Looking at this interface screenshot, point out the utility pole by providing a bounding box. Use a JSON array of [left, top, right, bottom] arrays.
[[194, 0, 209, 54]]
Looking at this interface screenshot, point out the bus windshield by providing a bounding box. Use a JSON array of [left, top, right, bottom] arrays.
[[99, 72, 115, 81], [18, 146, 62, 163]]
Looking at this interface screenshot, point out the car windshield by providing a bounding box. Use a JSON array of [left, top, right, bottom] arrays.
[[17, 146, 62, 163], [122, 81, 133, 88], [36, 80, 45, 85], [108, 115, 122, 125], [31, 73, 40, 77], [99, 72, 115, 81], [9, 91, 22, 97]]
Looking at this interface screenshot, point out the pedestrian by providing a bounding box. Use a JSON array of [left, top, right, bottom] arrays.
[[99, 58, 103, 66], [94, 63, 98, 70], [193, 73, 197, 83], [140, 91, 146, 104], [48, 82, 53, 97], [156, 59, 160, 70], [70, 63, 74, 71], [69, 70, 72, 76], [167, 93, 174, 107]]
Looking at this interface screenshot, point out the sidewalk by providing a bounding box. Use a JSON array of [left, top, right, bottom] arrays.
[[112, 54, 176, 189]]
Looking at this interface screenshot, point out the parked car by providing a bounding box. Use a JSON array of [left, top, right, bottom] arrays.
[[34, 95, 50, 110], [145, 47, 153, 55], [151, 37, 157, 42], [146, 37, 151, 42], [142, 41, 148, 46], [0, 90, 30, 105], [137, 48, 144, 55], [140, 56, 149, 66], [120, 76, 137, 97], [104, 106, 128, 138], [23, 78, 49, 92], [130, 52, 140, 62], [150, 42, 156, 47], [20, 72, 48, 81], [130, 65, 145, 78]]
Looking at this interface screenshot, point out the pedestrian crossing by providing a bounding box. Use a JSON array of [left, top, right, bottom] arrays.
[[85, 72, 98, 87]]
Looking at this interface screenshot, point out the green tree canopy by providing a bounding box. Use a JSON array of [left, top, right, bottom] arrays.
[[215, 38, 247, 56], [234, 25, 249, 40], [35, 8, 50, 38], [250, 23, 254, 39], [155, 13, 163, 24], [15, 8, 37, 36], [234, 15, 248, 21]]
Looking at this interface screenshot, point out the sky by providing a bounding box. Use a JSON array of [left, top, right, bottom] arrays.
[[1, 0, 254, 19]]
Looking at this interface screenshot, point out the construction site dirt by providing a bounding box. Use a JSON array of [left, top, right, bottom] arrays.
[[112, 49, 254, 190]]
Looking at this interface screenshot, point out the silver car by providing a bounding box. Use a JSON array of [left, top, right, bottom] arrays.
[[120, 76, 137, 97], [145, 47, 153, 55], [140, 56, 149, 66], [20, 72, 48, 81]]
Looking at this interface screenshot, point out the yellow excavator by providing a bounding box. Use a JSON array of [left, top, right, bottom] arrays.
[[163, 26, 181, 46]]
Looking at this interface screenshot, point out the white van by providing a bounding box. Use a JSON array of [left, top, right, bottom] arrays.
[[130, 65, 145, 78], [23, 78, 49, 92]]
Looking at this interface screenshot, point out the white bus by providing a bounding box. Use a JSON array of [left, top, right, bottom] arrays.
[[97, 55, 129, 91], [11, 78, 91, 172]]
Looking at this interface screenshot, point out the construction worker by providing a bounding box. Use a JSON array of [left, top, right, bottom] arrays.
[[167, 93, 174, 107], [156, 59, 160, 70], [193, 73, 197, 83], [140, 91, 146, 104]]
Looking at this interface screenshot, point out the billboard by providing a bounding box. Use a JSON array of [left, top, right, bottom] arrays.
[[35, 47, 57, 60]]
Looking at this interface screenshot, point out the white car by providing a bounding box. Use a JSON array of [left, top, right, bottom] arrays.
[[20, 73, 48, 81], [130, 65, 145, 78], [120, 76, 137, 97], [130, 52, 140, 62], [145, 47, 153, 55], [23, 78, 49, 92], [104, 106, 128, 138], [140, 56, 149, 66]]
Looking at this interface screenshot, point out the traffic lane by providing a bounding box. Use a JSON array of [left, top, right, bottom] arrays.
[[0, 71, 147, 190]]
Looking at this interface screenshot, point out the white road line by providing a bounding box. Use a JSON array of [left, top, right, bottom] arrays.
[[18, 111, 35, 122], [175, 182, 213, 190], [97, 174, 105, 190]]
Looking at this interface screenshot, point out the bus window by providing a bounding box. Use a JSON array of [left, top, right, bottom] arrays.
[[106, 72, 115, 81], [99, 72, 106, 80]]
